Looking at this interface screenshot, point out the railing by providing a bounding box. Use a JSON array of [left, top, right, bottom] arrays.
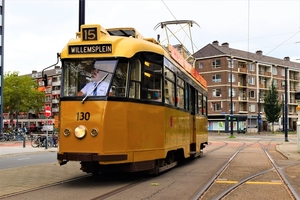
[[264, 72, 271, 76], [52, 108, 59, 112], [52, 99, 59, 103], [52, 81, 61, 86]]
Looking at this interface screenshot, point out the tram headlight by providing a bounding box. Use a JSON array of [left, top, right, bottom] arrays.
[[74, 125, 87, 139], [63, 128, 71, 137], [91, 128, 99, 137]]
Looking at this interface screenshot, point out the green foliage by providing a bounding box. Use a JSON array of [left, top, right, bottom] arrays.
[[3, 71, 46, 117], [263, 80, 282, 132]]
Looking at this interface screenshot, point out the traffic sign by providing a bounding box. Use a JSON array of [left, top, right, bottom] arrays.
[[45, 106, 51, 117]]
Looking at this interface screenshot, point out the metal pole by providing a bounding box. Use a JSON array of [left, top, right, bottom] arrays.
[[45, 118, 48, 149], [284, 67, 289, 142], [79, 0, 85, 31], [258, 90, 261, 134], [230, 58, 233, 137], [16, 99, 19, 130], [282, 94, 285, 133]]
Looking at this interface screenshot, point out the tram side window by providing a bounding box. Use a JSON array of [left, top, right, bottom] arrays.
[[185, 84, 189, 110], [198, 92, 203, 115], [164, 67, 175, 105], [143, 57, 163, 102], [176, 77, 185, 109], [203, 96, 207, 116], [129, 59, 141, 99], [144, 73, 162, 101], [111, 60, 129, 97]]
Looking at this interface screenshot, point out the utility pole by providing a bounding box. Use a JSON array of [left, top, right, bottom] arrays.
[[284, 67, 289, 142], [230, 57, 234, 137]]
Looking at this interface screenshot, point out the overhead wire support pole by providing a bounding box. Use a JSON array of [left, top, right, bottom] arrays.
[[284, 67, 289, 142], [79, 0, 85, 31], [258, 90, 261, 134]]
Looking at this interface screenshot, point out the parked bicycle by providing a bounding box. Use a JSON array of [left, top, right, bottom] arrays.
[[31, 134, 51, 148]]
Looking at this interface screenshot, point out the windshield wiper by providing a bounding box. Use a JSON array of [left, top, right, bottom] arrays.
[[81, 73, 109, 104]]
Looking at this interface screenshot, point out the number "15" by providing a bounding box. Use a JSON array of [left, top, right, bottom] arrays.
[[82, 28, 97, 41]]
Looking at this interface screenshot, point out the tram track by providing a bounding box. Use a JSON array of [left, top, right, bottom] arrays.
[[0, 174, 92, 199], [193, 140, 300, 200]]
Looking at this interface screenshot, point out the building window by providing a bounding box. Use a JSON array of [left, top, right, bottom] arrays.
[[228, 88, 236, 97], [212, 102, 222, 111], [249, 90, 255, 98], [248, 76, 255, 85], [272, 67, 277, 75], [249, 104, 255, 112], [248, 63, 255, 71], [281, 80, 285, 89], [199, 62, 203, 69], [281, 68, 285, 77], [212, 74, 221, 82], [229, 102, 236, 111], [212, 59, 221, 68], [273, 79, 278, 87], [212, 89, 222, 97], [228, 73, 235, 82]]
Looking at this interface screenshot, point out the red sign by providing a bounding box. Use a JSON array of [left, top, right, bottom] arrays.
[[45, 106, 51, 117]]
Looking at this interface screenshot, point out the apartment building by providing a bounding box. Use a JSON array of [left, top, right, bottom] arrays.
[[3, 66, 61, 131], [193, 41, 300, 133]]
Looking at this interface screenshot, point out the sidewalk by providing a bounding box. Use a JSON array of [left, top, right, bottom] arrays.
[[0, 140, 56, 157], [276, 140, 300, 161]]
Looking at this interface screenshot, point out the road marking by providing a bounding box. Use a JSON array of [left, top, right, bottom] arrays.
[[215, 180, 282, 185], [17, 158, 30, 160]]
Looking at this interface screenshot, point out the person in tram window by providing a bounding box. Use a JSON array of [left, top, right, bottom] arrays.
[[153, 91, 161, 102], [77, 67, 112, 96]]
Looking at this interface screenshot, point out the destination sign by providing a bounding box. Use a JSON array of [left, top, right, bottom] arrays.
[[68, 44, 112, 54]]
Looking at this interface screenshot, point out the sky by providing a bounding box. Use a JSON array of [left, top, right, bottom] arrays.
[[4, 0, 300, 75]]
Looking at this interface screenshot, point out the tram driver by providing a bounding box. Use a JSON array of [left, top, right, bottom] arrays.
[[77, 67, 112, 96]]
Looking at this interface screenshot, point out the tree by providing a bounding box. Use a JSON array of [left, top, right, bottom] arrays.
[[263, 80, 282, 133], [3, 71, 46, 126]]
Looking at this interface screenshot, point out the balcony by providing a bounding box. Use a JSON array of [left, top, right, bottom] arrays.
[[238, 96, 248, 101], [52, 81, 61, 86], [52, 90, 60, 95], [264, 72, 271, 76], [238, 68, 247, 73], [259, 84, 264, 88], [52, 99, 59, 104], [52, 108, 59, 112], [239, 110, 248, 114]]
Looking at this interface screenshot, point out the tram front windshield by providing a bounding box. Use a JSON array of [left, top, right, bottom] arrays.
[[62, 59, 117, 97]]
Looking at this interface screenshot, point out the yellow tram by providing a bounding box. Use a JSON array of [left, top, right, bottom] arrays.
[[55, 23, 208, 174]]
